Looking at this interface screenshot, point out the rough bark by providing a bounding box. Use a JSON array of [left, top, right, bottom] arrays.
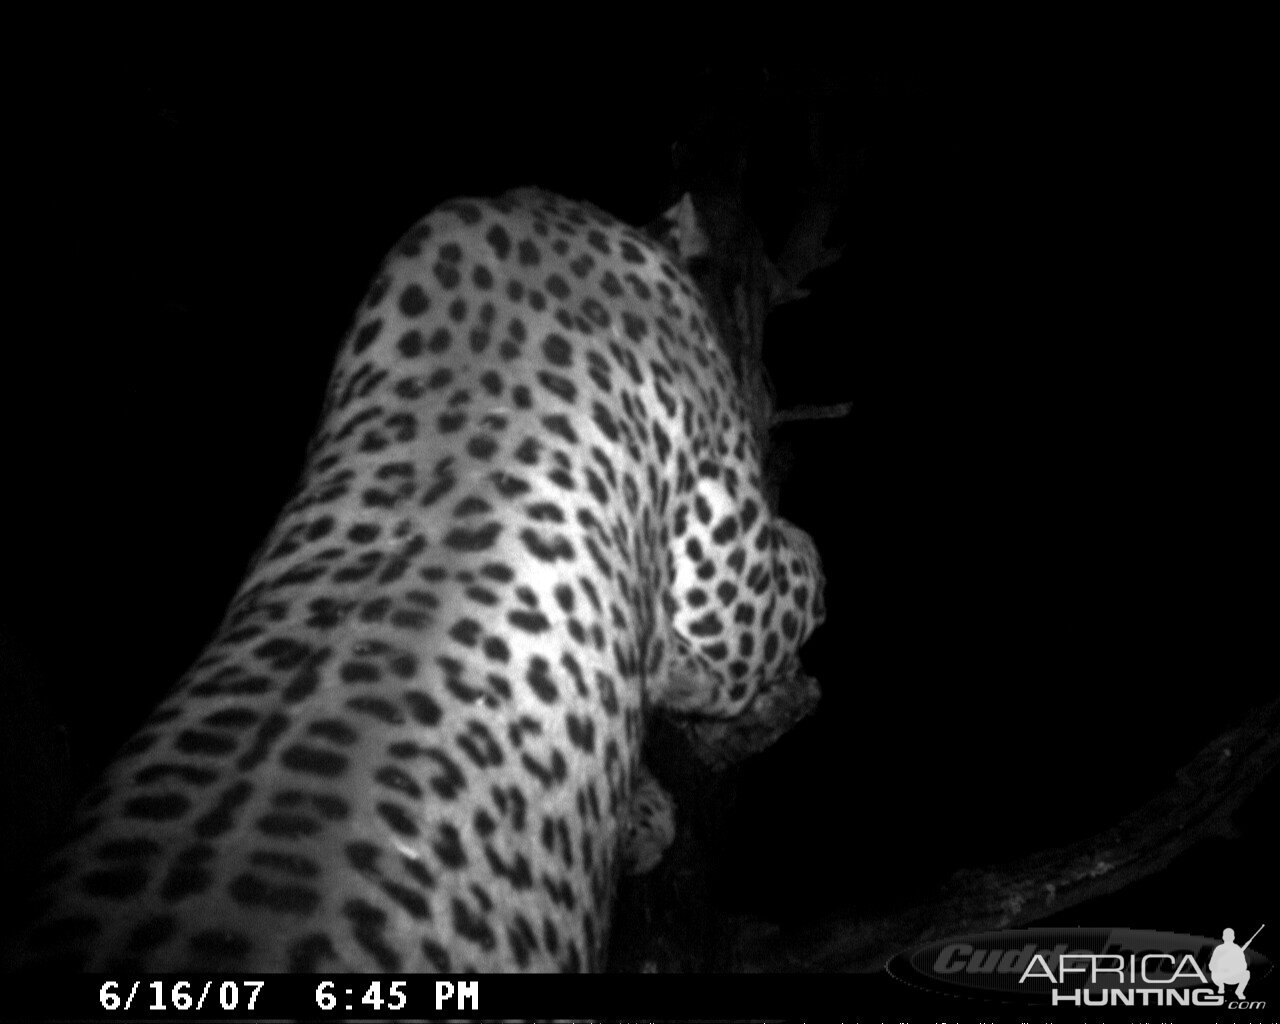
[[610, 694, 1280, 972]]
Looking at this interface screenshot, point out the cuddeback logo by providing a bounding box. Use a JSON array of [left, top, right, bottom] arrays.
[[887, 925, 1271, 1008]]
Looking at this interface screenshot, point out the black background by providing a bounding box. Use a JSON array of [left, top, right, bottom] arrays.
[[2, 43, 1271, 965]]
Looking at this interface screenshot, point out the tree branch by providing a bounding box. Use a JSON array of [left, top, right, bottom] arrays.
[[730, 694, 1280, 972]]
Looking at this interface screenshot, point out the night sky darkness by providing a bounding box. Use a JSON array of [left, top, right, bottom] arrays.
[[3, 55, 1271, 962]]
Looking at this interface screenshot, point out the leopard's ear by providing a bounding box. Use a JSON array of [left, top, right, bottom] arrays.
[[644, 193, 709, 264]]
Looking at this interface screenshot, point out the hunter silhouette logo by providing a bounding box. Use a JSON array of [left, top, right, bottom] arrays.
[[1210, 924, 1263, 999]]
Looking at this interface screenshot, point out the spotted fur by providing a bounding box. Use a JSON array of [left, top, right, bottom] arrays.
[[8, 189, 825, 973], [619, 766, 677, 876]]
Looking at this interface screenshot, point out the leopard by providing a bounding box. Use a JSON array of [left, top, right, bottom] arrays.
[[5, 188, 826, 973]]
